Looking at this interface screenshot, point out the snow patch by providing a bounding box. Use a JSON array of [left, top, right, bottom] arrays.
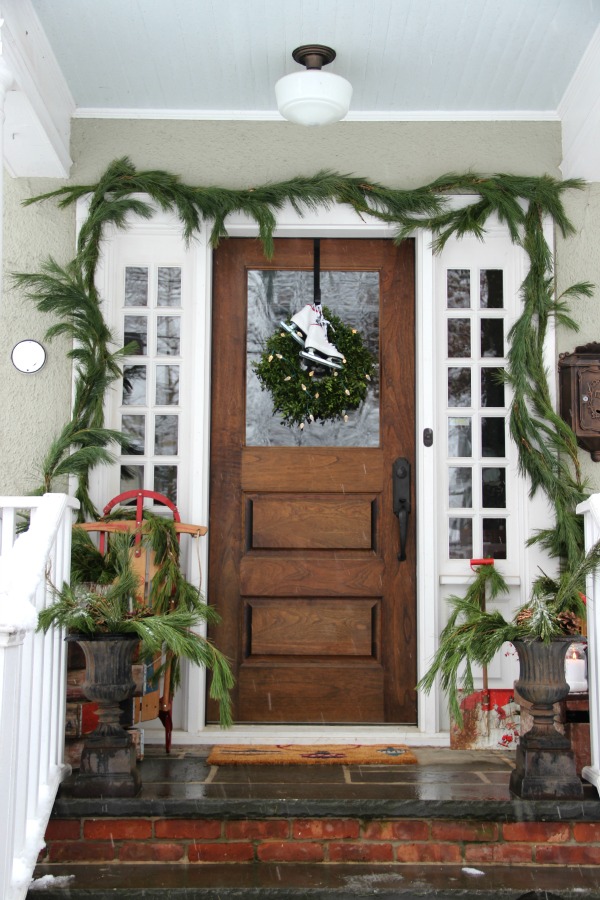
[[0, 494, 69, 630], [462, 867, 486, 876], [343, 872, 405, 889], [29, 874, 75, 890]]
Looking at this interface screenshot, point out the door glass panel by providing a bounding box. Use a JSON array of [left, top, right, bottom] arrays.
[[154, 465, 178, 504], [448, 417, 472, 457], [156, 365, 180, 405], [483, 518, 507, 559], [481, 416, 505, 457], [120, 464, 144, 496], [246, 270, 380, 447], [124, 316, 147, 355], [122, 365, 147, 405], [447, 269, 470, 308], [448, 367, 471, 407], [449, 467, 472, 508], [124, 267, 148, 307], [482, 467, 506, 508], [480, 270, 503, 308], [449, 517, 473, 559], [480, 319, 504, 357], [481, 367, 505, 407], [154, 415, 179, 454], [157, 267, 182, 307], [121, 414, 145, 454], [447, 319, 471, 358], [156, 316, 181, 355]]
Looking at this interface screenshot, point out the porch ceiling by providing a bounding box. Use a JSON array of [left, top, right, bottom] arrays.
[[4, 0, 600, 179], [29, 0, 600, 118]]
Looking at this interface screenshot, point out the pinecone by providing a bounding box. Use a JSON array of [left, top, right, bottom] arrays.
[[515, 608, 533, 625], [557, 611, 582, 636]]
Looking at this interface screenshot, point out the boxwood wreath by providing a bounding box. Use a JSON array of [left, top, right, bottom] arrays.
[[14, 158, 593, 577], [253, 307, 375, 427]]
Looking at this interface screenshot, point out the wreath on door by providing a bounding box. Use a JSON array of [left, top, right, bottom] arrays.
[[253, 307, 375, 428]]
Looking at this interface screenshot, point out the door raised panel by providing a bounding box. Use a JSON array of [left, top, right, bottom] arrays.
[[237, 664, 385, 723], [247, 598, 377, 656], [250, 495, 374, 550]]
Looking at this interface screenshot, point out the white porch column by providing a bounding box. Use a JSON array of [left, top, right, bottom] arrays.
[[576, 495, 600, 795], [0, 51, 14, 305]]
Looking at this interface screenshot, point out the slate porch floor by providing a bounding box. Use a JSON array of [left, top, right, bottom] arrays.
[[49, 743, 599, 816]]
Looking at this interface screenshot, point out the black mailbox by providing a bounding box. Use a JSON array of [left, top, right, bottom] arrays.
[[558, 343, 600, 461]]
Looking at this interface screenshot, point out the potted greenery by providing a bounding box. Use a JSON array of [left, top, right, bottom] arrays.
[[418, 544, 600, 799], [38, 517, 233, 797]]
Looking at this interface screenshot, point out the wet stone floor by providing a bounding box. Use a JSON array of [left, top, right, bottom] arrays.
[[138, 744, 517, 804]]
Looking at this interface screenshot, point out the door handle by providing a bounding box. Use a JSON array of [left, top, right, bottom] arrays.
[[392, 457, 411, 562]]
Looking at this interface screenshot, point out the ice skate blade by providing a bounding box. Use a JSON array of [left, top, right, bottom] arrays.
[[299, 348, 343, 370], [280, 320, 306, 347]]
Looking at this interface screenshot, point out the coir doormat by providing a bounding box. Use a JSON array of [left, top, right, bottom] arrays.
[[207, 744, 418, 766]]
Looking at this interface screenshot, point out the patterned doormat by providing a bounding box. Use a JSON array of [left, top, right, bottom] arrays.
[[207, 744, 418, 766]]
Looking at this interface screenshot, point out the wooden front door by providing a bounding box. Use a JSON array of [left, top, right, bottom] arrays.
[[207, 238, 416, 724]]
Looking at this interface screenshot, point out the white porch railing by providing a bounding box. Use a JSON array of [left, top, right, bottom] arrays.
[[0, 493, 78, 900], [577, 494, 600, 796]]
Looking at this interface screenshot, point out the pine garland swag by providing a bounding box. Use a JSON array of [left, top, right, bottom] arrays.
[[253, 309, 375, 427], [16, 158, 594, 568]]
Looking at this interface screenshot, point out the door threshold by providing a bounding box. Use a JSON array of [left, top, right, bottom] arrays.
[[144, 724, 450, 748]]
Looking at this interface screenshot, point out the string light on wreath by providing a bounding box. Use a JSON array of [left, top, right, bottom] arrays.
[[253, 307, 375, 428]]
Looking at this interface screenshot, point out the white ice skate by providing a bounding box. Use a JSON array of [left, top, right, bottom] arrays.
[[299, 321, 344, 371], [280, 304, 320, 348]]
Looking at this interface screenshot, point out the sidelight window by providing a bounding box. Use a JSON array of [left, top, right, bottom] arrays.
[[444, 268, 508, 560], [119, 265, 182, 505]]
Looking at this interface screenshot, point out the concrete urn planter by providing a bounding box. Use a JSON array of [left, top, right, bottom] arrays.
[[510, 636, 583, 799], [66, 633, 141, 798]]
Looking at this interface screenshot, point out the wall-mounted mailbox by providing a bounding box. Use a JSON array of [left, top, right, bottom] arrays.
[[558, 343, 600, 461]]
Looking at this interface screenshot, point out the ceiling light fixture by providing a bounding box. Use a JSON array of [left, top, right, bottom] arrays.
[[275, 45, 352, 126]]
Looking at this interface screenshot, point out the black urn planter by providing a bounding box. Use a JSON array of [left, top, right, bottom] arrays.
[[66, 633, 141, 798], [510, 636, 583, 799]]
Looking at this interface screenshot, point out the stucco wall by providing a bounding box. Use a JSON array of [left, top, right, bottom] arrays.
[[5, 116, 594, 495], [69, 119, 561, 186], [555, 184, 600, 490], [0, 175, 74, 494]]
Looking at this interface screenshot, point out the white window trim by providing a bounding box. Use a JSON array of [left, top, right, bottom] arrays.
[[79, 197, 554, 747]]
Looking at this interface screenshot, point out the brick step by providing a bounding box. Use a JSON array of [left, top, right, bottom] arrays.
[[27, 861, 600, 899], [37, 813, 600, 867], [30, 750, 600, 897]]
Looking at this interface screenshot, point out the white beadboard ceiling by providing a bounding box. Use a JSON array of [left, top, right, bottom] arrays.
[[29, 0, 600, 118]]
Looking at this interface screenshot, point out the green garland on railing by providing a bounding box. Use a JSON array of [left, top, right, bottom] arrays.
[[15, 158, 593, 565]]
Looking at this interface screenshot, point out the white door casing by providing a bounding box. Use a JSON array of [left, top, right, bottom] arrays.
[[84, 197, 554, 745]]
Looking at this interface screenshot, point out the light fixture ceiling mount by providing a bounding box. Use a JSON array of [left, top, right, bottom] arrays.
[[275, 44, 352, 127], [291, 45, 337, 69]]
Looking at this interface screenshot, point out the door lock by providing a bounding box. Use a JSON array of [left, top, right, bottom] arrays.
[[392, 457, 411, 562]]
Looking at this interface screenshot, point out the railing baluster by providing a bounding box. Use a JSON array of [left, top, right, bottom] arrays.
[[0, 493, 78, 900], [577, 495, 600, 797]]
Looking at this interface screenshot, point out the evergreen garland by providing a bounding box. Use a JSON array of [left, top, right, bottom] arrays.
[[17, 159, 593, 568], [13, 258, 135, 519], [253, 309, 375, 427]]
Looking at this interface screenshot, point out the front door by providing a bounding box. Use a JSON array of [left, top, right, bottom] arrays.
[[207, 238, 416, 724]]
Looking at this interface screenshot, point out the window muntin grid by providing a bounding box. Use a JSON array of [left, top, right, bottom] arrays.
[[119, 265, 182, 506], [445, 268, 507, 561]]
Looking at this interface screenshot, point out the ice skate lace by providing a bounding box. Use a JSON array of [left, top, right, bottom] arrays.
[[313, 304, 335, 332]]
